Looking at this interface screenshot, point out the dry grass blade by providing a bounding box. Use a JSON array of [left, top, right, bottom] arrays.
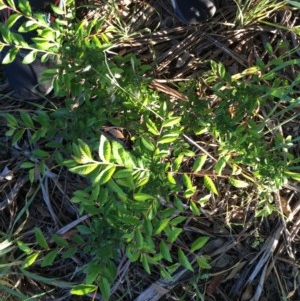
[[246, 225, 283, 286]]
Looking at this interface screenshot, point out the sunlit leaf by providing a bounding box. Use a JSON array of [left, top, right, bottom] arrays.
[[193, 155, 207, 172], [133, 193, 154, 202], [50, 3, 65, 15], [2, 47, 19, 64], [140, 136, 155, 151], [285, 171, 300, 181], [158, 133, 179, 144], [215, 156, 228, 175], [77, 139, 93, 162], [145, 117, 160, 135], [23, 252, 40, 268], [69, 163, 98, 175], [182, 174, 194, 190], [162, 117, 181, 127], [167, 172, 176, 184], [22, 50, 37, 64], [71, 284, 97, 296], [229, 177, 249, 188], [204, 176, 218, 195], [17, 241, 32, 255], [190, 201, 200, 216], [94, 166, 116, 185], [99, 135, 111, 162], [178, 249, 193, 272]]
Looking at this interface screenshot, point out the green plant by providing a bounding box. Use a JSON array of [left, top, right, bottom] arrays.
[[1, 0, 300, 300], [2, 1, 213, 299]]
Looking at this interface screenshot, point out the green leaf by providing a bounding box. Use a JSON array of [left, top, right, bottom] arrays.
[[22, 50, 37, 64], [4, 113, 18, 127], [50, 3, 65, 14], [158, 133, 179, 144], [160, 267, 173, 281], [6, 0, 16, 9], [204, 176, 218, 195], [126, 246, 140, 262], [145, 117, 160, 135], [162, 117, 181, 127], [99, 277, 111, 301], [5, 128, 15, 137], [288, 0, 300, 8], [218, 62, 226, 78], [34, 228, 49, 249], [166, 227, 182, 243], [113, 169, 132, 179], [140, 136, 155, 151], [20, 111, 34, 127], [173, 153, 184, 171], [284, 171, 300, 181], [182, 174, 194, 190], [2, 47, 19, 64], [17, 241, 32, 255], [22, 252, 40, 268], [135, 229, 144, 248], [19, 20, 38, 32], [41, 250, 58, 267], [31, 149, 49, 159], [71, 284, 97, 296], [120, 148, 136, 169], [12, 128, 25, 144], [94, 166, 116, 185], [196, 256, 211, 269], [77, 225, 93, 235], [189, 201, 200, 216], [167, 172, 176, 184], [107, 179, 126, 196], [20, 162, 35, 169], [159, 241, 172, 262], [215, 155, 228, 175], [154, 218, 170, 235], [229, 178, 249, 188], [69, 163, 99, 175], [170, 216, 186, 226], [191, 236, 209, 252], [77, 139, 93, 163], [141, 254, 151, 274], [18, 0, 32, 15], [62, 247, 77, 259], [51, 234, 69, 248], [133, 193, 154, 202], [99, 135, 111, 162], [193, 155, 207, 172], [144, 219, 153, 236], [178, 249, 194, 272]]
